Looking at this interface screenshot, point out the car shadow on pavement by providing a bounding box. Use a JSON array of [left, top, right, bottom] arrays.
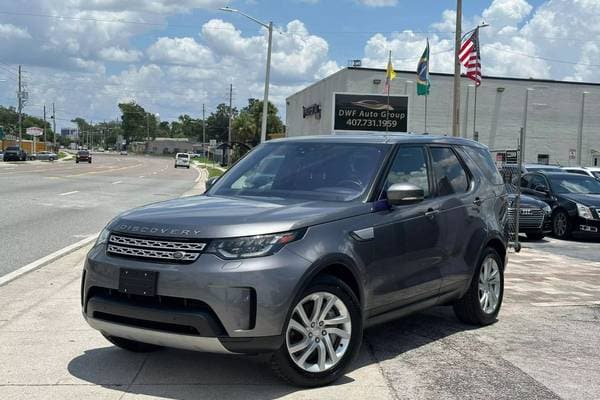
[[67, 306, 474, 399]]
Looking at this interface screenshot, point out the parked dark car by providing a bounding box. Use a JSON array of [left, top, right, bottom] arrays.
[[507, 193, 552, 240], [82, 134, 508, 387], [76, 150, 92, 163], [521, 172, 600, 239], [3, 146, 27, 161]]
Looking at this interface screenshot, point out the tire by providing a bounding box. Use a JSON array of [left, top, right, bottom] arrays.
[[76, 160, 79, 163], [187, 166, 190, 169], [271, 275, 362, 387], [526, 232, 545, 241], [174, 165, 178, 168], [453, 247, 504, 326], [89, 160, 92, 164], [102, 334, 162, 353], [552, 210, 572, 239]]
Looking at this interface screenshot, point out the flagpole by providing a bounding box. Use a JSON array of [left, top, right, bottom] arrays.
[[424, 95, 428, 133], [473, 84, 478, 140], [386, 50, 391, 136]]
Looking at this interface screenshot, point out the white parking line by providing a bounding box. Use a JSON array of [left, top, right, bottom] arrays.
[[139, 175, 145, 178], [58, 190, 79, 196], [0, 233, 99, 287], [112, 181, 122, 185]]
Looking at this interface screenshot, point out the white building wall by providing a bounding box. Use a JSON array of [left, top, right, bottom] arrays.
[[286, 67, 600, 166]]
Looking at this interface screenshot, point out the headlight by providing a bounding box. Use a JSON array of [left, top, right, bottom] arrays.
[[576, 203, 593, 219], [95, 227, 111, 246], [542, 204, 552, 215], [206, 229, 305, 259]]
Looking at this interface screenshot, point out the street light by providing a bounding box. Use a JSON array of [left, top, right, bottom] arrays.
[[221, 6, 273, 144]]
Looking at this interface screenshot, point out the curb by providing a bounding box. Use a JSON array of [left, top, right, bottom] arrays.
[[0, 233, 99, 287]]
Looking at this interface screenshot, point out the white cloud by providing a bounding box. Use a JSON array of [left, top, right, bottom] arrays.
[[147, 37, 214, 65], [99, 46, 142, 62], [0, 23, 31, 39]]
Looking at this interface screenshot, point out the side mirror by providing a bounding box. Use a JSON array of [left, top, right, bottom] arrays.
[[386, 183, 425, 206], [205, 176, 219, 192]]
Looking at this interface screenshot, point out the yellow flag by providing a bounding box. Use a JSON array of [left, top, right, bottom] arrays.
[[386, 58, 396, 81]]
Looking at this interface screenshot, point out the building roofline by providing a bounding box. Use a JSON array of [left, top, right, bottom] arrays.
[[285, 68, 348, 101], [347, 66, 600, 87]]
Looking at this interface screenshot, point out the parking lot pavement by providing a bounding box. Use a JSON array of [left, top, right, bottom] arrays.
[[0, 238, 598, 400]]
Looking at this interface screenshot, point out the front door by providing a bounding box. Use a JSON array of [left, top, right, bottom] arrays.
[[369, 145, 444, 315]]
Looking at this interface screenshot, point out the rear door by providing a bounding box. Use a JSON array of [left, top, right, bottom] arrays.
[[428, 145, 478, 293], [369, 145, 444, 314]]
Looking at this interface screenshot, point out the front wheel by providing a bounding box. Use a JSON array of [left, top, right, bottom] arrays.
[[552, 210, 572, 239], [453, 247, 504, 326], [102, 334, 162, 353], [526, 232, 545, 241], [271, 276, 362, 387]]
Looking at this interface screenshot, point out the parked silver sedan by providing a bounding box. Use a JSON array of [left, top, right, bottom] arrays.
[[30, 151, 58, 161]]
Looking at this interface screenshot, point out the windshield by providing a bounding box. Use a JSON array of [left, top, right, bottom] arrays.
[[177, 154, 189, 159], [549, 175, 600, 194], [211, 141, 389, 202], [593, 171, 600, 179]]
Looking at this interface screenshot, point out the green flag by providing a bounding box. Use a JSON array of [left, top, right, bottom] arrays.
[[416, 40, 430, 96]]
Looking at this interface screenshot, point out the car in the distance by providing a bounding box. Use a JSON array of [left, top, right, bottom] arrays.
[[562, 166, 600, 180], [82, 134, 508, 387], [3, 146, 27, 161], [120, 149, 128, 155], [521, 171, 600, 239], [76, 150, 92, 163], [174, 152, 191, 168], [507, 193, 552, 240], [30, 151, 58, 161]]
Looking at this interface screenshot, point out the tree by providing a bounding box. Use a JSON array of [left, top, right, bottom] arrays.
[[234, 98, 284, 144], [206, 103, 236, 143], [118, 102, 147, 144]]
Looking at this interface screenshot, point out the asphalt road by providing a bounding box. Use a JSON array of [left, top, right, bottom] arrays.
[[0, 153, 199, 277]]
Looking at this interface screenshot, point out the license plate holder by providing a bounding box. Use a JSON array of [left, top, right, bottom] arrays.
[[118, 269, 158, 296]]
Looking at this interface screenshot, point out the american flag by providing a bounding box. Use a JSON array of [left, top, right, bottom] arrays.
[[459, 27, 482, 86]]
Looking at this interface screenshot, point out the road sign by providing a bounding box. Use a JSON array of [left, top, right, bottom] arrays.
[[26, 127, 43, 137], [569, 149, 576, 160]]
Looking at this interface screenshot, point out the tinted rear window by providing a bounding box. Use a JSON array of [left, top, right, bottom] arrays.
[[462, 145, 504, 185], [430, 147, 469, 196]]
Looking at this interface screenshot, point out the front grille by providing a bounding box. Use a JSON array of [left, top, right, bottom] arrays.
[[107, 233, 206, 263], [508, 208, 544, 228]]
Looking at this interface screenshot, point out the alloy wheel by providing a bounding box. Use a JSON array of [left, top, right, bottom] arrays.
[[478, 256, 501, 314], [286, 292, 352, 373], [554, 213, 567, 237]]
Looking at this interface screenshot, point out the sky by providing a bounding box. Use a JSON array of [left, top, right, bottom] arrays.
[[0, 0, 599, 130]]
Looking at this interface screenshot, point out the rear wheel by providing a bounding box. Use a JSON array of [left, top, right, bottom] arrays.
[[453, 248, 504, 326], [552, 210, 572, 239], [102, 334, 162, 353], [271, 276, 362, 387]]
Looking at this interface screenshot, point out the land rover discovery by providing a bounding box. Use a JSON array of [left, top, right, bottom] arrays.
[[82, 134, 508, 387]]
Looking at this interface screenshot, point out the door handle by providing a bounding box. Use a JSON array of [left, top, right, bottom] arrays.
[[425, 208, 439, 219], [473, 197, 483, 206]]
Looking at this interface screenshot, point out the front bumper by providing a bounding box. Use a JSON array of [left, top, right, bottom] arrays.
[[82, 241, 311, 353], [572, 217, 600, 238]]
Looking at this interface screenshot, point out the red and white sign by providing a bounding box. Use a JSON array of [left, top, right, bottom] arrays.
[[26, 127, 43, 137]]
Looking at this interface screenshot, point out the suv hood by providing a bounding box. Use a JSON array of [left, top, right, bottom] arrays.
[[561, 193, 600, 207], [508, 194, 546, 208], [109, 195, 373, 239]]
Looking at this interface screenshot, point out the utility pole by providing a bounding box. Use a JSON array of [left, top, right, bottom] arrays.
[[202, 103, 206, 160], [260, 21, 273, 143], [52, 103, 56, 150], [451, 0, 462, 136], [17, 65, 22, 146], [43, 105, 47, 151]]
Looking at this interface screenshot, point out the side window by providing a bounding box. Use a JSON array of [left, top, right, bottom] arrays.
[[430, 146, 469, 196], [382, 146, 430, 198], [520, 175, 531, 188], [529, 175, 548, 190], [462, 145, 504, 185]]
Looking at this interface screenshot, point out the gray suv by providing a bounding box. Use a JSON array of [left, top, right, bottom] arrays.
[[82, 134, 508, 387]]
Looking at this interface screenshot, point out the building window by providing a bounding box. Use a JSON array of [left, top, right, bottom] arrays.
[[537, 154, 549, 165]]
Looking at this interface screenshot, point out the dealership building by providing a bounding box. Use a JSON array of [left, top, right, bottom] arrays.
[[286, 67, 600, 167]]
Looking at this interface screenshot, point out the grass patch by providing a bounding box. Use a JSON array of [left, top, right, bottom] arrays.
[[58, 151, 68, 159], [206, 166, 224, 178]]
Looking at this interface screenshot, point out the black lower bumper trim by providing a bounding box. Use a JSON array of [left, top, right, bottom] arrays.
[[219, 335, 284, 354]]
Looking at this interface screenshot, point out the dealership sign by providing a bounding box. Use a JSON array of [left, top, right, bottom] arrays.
[[333, 93, 408, 132], [26, 127, 43, 137]]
